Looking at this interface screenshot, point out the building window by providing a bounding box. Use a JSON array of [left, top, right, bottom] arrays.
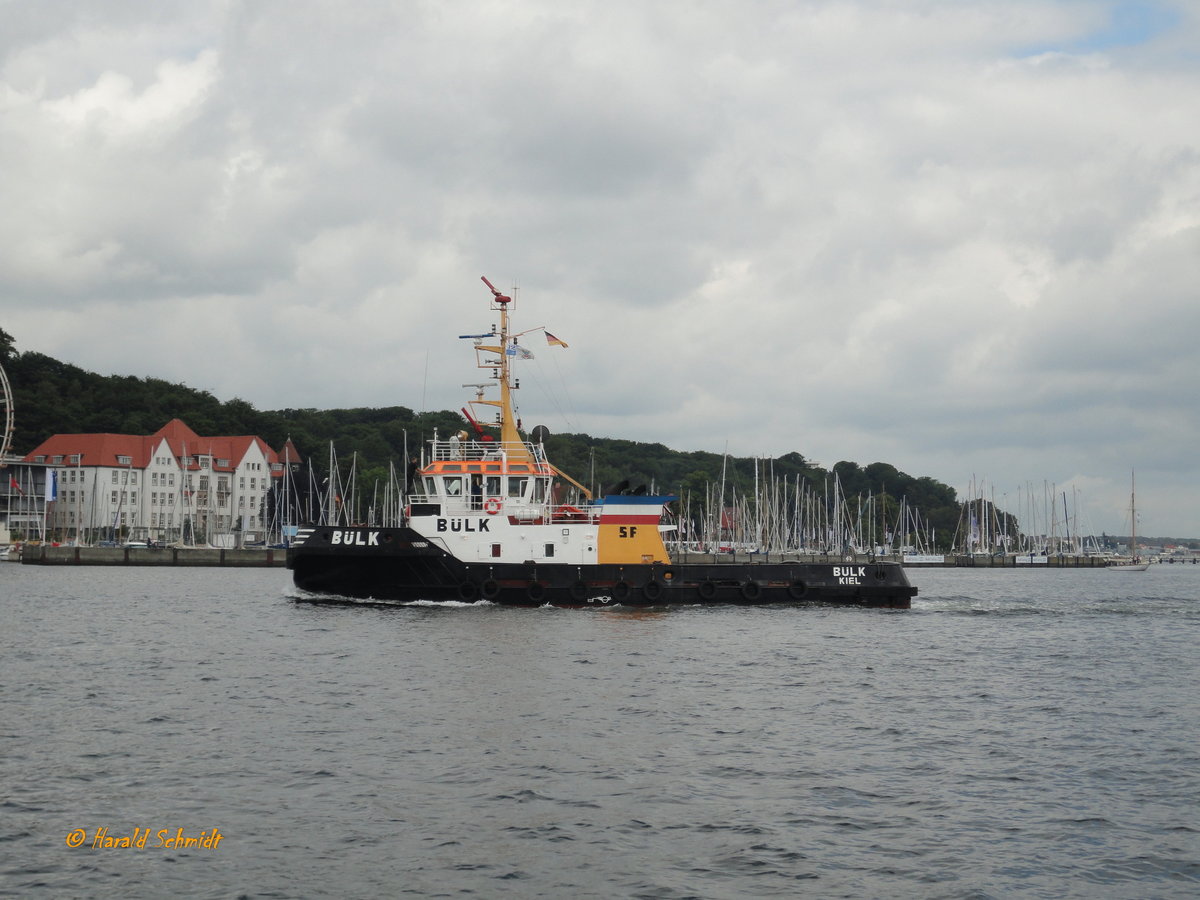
[[112, 471, 119, 484]]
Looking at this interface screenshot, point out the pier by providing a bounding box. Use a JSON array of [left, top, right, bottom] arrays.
[[17, 545, 286, 567], [669, 549, 1186, 568]]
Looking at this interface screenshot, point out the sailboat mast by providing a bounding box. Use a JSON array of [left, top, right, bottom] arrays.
[[1130, 469, 1137, 558]]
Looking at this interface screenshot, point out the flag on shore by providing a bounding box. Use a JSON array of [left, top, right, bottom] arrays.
[[9, 475, 23, 496], [45, 470, 57, 502], [544, 331, 568, 348]]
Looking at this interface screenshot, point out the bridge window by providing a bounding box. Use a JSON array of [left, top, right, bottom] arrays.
[[507, 476, 528, 498], [443, 476, 463, 497]]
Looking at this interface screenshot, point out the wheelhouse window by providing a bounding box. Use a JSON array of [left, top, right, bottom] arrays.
[[507, 477, 528, 498]]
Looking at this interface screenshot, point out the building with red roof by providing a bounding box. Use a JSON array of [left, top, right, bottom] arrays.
[[21, 419, 303, 545]]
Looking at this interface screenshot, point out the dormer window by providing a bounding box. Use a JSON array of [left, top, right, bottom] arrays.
[[117, 455, 132, 465]]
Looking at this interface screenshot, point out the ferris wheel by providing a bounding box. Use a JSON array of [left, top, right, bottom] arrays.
[[0, 360, 13, 464]]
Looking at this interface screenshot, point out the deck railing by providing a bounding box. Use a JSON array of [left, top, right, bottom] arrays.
[[429, 438, 547, 463]]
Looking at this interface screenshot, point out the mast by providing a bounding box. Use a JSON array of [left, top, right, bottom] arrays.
[[1129, 470, 1138, 560], [471, 276, 536, 463]]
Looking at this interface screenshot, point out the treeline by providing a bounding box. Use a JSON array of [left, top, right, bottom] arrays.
[[1, 329, 961, 546]]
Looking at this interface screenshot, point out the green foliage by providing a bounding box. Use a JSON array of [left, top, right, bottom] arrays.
[[2, 338, 972, 546]]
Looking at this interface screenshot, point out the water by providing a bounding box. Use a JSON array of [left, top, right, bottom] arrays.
[[2, 564, 1197, 899]]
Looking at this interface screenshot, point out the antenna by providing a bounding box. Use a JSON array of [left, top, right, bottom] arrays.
[[462, 382, 498, 400]]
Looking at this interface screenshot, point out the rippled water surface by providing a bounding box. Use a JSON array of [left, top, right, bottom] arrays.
[[2, 564, 1198, 898]]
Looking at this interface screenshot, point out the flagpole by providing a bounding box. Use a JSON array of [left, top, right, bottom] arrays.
[[42, 469, 55, 542]]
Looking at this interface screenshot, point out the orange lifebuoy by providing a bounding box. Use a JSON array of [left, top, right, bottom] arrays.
[[484, 497, 502, 515]]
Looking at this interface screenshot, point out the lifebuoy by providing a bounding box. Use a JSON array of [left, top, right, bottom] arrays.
[[697, 580, 717, 600], [740, 580, 762, 601], [484, 497, 502, 515], [527, 581, 546, 602], [458, 581, 479, 601], [642, 579, 663, 601], [480, 579, 501, 600], [787, 580, 807, 600], [612, 581, 631, 601]]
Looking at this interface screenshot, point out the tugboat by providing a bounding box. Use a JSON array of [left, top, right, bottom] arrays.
[[287, 277, 917, 609]]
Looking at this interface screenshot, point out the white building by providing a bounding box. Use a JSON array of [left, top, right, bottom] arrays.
[[23, 419, 302, 545]]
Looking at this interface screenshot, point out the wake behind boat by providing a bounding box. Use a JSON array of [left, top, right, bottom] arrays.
[[287, 277, 916, 608]]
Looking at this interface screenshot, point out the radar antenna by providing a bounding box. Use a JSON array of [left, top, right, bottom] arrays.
[[462, 382, 498, 400]]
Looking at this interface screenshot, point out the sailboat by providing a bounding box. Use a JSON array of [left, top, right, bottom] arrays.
[[1109, 471, 1149, 571]]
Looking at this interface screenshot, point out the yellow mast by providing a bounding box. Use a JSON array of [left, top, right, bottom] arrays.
[[473, 277, 535, 463]]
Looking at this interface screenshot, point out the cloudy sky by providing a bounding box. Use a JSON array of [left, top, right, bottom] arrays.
[[2, 0, 1198, 537]]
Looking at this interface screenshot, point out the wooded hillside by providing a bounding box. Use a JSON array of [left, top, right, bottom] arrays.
[[1, 328, 963, 546]]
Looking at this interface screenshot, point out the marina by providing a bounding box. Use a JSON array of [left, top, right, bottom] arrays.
[[9, 542, 1194, 569]]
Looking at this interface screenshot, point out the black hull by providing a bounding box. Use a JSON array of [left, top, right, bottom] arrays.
[[287, 527, 916, 609]]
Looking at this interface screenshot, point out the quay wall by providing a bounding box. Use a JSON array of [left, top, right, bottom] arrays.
[[20, 545, 286, 567], [670, 551, 1134, 568]]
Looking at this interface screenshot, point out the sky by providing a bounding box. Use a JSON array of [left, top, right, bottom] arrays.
[[1, 0, 1198, 538]]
